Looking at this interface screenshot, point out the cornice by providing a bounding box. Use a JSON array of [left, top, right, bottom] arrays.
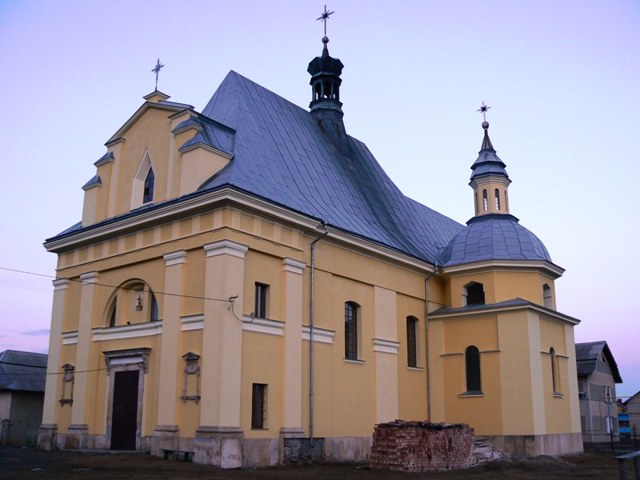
[[430, 302, 580, 326], [44, 187, 436, 274], [439, 258, 564, 278]]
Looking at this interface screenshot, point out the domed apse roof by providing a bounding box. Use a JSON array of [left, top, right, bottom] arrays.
[[438, 214, 552, 267]]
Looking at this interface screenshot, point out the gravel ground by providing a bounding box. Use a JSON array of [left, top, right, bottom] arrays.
[[0, 446, 627, 479]]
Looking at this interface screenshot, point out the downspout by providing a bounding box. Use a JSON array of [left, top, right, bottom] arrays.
[[309, 221, 328, 446], [424, 263, 439, 421]]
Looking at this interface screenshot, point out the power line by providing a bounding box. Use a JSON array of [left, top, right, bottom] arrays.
[[0, 266, 233, 304]]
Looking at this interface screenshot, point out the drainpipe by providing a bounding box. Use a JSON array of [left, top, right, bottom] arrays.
[[424, 263, 439, 421], [309, 221, 328, 446]]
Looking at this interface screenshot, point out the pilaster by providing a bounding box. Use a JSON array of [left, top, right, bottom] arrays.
[[280, 258, 306, 438], [200, 240, 247, 430], [373, 286, 399, 423], [153, 251, 187, 451], [38, 278, 69, 450], [69, 272, 98, 434]]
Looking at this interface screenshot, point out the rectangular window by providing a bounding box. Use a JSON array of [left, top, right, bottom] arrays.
[[251, 383, 267, 429], [254, 283, 269, 318], [345, 302, 358, 360], [406, 317, 418, 368]]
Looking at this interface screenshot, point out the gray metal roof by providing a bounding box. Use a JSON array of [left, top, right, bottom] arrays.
[[0, 350, 47, 393], [197, 71, 463, 263], [575, 341, 622, 383], [48, 70, 558, 270], [438, 214, 552, 266], [470, 125, 509, 181]]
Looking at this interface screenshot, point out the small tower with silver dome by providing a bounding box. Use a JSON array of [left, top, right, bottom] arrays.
[[469, 103, 512, 217]]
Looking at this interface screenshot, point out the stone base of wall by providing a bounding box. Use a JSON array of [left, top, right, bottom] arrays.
[[370, 421, 475, 473], [37, 424, 58, 451], [324, 436, 372, 462], [484, 432, 583, 456], [280, 434, 324, 464]]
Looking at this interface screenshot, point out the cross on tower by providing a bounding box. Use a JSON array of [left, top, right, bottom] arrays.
[[317, 5, 334, 37], [477, 101, 491, 122], [152, 58, 164, 91]]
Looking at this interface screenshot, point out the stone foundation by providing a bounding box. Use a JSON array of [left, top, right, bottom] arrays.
[[37, 424, 58, 451], [370, 421, 475, 473], [484, 432, 583, 456]]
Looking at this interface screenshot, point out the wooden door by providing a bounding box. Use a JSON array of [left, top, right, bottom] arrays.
[[110, 370, 139, 450]]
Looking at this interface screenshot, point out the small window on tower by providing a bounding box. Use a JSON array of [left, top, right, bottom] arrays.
[[482, 189, 488, 211], [543, 284, 552, 309], [495, 189, 500, 210], [465, 282, 485, 306]]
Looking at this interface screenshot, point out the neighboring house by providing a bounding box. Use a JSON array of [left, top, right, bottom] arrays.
[[38, 32, 583, 467], [576, 341, 622, 444], [622, 390, 640, 442], [618, 401, 631, 441], [0, 350, 47, 446]]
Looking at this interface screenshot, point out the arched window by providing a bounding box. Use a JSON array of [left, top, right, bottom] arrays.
[[543, 284, 552, 309], [105, 280, 157, 327], [465, 282, 485, 306], [143, 168, 155, 204], [465, 346, 481, 393], [345, 302, 359, 360], [131, 151, 155, 209], [406, 316, 418, 368], [550, 347, 559, 393], [482, 189, 488, 211], [494, 189, 500, 210]]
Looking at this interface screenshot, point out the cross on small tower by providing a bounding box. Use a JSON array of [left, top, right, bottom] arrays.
[[477, 101, 491, 122], [317, 5, 334, 37], [152, 58, 164, 91]]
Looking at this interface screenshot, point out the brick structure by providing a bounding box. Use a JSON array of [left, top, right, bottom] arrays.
[[370, 421, 476, 473]]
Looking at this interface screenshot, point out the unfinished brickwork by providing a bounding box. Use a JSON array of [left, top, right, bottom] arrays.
[[370, 421, 476, 473]]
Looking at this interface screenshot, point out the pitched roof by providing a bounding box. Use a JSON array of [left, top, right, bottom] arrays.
[[429, 297, 580, 325], [198, 71, 465, 263], [0, 350, 47, 393], [575, 341, 622, 383]]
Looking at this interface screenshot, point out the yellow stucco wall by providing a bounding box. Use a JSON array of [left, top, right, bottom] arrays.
[[43, 98, 581, 454]]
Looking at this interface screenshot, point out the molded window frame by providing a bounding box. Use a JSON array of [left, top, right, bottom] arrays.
[[254, 282, 269, 319], [406, 316, 419, 368], [543, 284, 553, 309], [131, 151, 155, 209], [465, 345, 482, 394], [344, 301, 360, 361]]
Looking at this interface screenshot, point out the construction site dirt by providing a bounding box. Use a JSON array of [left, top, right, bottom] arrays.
[[0, 446, 628, 479]]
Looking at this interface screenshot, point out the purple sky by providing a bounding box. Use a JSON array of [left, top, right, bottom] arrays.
[[1, 1, 638, 398]]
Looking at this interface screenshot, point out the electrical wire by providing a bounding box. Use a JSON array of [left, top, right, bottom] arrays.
[[0, 266, 234, 304]]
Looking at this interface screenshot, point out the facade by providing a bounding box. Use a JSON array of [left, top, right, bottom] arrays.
[[38, 36, 583, 467], [0, 350, 47, 446], [575, 341, 622, 444]]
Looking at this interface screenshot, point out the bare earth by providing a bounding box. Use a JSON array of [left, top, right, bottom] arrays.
[[0, 447, 626, 479]]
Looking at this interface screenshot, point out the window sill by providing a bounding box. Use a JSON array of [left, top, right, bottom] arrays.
[[459, 392, 484, 398], [407, 366, 423, 371], [344, 358, 364, 365], [552, 392, 564, 398], [251, 427, 269, 431]]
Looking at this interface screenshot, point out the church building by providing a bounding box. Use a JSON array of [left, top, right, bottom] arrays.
[[38, 28, 583, 467]]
